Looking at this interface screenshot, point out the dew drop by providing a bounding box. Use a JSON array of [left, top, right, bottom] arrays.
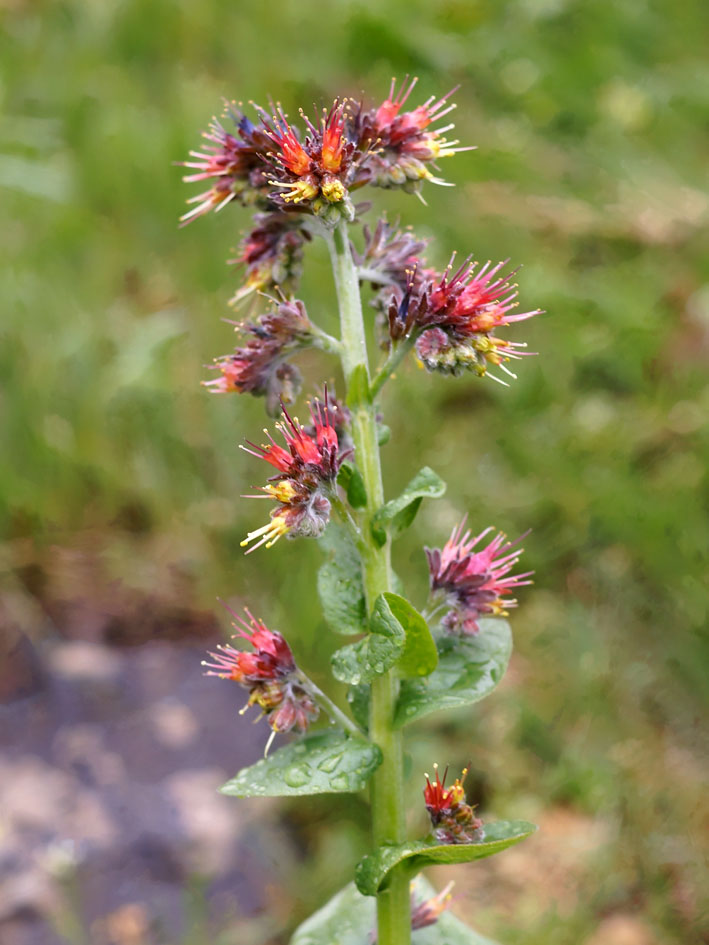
[[406, 706, 416, 715], [318, 752, 343, 773], [373, 662, 384, 674], [351, 674, 361, 685], [284, 763, 311, 787], [330, 773, 350, 791]]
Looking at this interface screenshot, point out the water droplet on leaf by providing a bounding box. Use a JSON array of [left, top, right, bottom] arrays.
[[318, 752, 342, 773], [284, 763, 311, 787]]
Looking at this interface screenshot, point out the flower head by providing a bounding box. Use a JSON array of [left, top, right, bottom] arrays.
[[423, 765, 484, 844], [259, 102, 358, 217], [389, 257, 541, 383], [203, 298, 312, 413], [411, 882, 455, 930], [229, 211, 309, 308], [202, 606, 318, 739], [425, 517, 533, 634], [240, 391, 350, 552], [356, 77, 474, 195], [179, 103, 272, 225]]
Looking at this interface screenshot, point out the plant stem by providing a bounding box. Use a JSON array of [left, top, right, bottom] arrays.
[[326, 220, 411, 945], [297, 671, 361, 737], [370, 331, 419, 401]]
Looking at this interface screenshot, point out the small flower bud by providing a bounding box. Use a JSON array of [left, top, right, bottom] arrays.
[[423, 765, 484, 844]]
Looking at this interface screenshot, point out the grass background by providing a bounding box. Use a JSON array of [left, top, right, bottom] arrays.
[[2, 0, 708, 942]]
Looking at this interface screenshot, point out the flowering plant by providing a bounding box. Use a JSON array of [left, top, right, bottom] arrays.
[[182, 79, 540, 945]]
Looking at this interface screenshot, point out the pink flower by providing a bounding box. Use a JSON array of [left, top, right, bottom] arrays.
[[202, 607, 318, 737], [357, 77, 474, 193], [240, 392, 350, 552], [178, 105, 272, 225], [425, 517, 533, 634], [410, 882, 455, 930], [203, 299, 312, 413], [258, 101, 357, 210], [388, 257, 541, 383], [229, 211, 309, 307]]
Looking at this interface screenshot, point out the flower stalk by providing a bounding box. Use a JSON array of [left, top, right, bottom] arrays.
[[327, 220, 411, 945], [185, 83, 541, 945]]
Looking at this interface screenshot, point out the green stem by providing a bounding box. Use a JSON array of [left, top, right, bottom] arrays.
[[309, 323, 343, 356], [370, 331, 419, 401], [329, 491, 364, 549], [297, 671, 361, 737], [326, 220, 411, 945]]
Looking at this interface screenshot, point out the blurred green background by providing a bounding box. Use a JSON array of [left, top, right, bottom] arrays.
[[2, 0, 708, 942]]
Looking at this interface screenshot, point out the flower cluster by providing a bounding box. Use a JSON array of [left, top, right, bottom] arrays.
[[240, 392, 350, 552], [203, 298, 312, 413], [259, 101, 359, 220], [229, 211, 309, 308], [355, 77, 472, 195], [180, 80, 471, 228], [179, 104, 274, 225], [424, 765, 484, 844], [425, 517, 533, 635], [389, 257, 542, 383], [202, 607, 318, 738], [352, 219, 431, 345]]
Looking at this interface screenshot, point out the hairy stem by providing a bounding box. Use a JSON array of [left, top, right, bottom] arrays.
[[327, 220, 411, 945], [370, 331, 419, 400]]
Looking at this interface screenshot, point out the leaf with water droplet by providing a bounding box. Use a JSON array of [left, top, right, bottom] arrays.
[[383, 592, 438, 679], [317, 752, 342, 773], [371, 466, 446, 547], [318, 522, 366, 635], [219, 731, 382, 798], [393, 618, 513, 728], [355, 821, 538, 897], [289, 876, 501, 945], [331, 594, 405, 684]]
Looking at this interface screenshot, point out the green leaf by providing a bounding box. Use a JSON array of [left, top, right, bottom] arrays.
[[318, 522, 366, 635], [290, 876, 500, 945], [355, 821, 537, 897], [346, 363, 370, 407], [394, 619, 512, 729], [337, 462, 368, 508], [331, 594, 405, 685], [220, 731, 381, 798], [383, 592, 438, 679], [371, 466, 446, 546]]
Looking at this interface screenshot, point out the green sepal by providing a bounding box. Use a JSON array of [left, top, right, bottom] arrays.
[[317, 522, 366, 635], [330, 594, 405, 685], [355, 821, 537, 897], [394, 618, 512, 729], [219, 730, 381, 798], [383, 592, 438, 679], [337, 461, 368, 508], [346, 363, 371, 407], [376, 422, 391, 445], [371, 466, 446, 546], [290, 876, 501, 945]]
